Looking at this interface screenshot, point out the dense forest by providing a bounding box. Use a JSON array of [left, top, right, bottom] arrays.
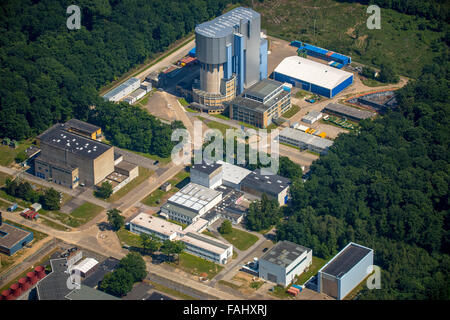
[[276, 57, 450, 299], [0, 0, 232, 156]]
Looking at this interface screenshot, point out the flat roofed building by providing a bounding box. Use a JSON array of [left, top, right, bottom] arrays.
[[36, 124, 114, 187], [318, 242, 374, 300], [240, 168, 291, 206], [36, 258, 71, 300], [162, 183, 223, 224], [130, 213, 182, 240], [274, 56, 353, 98], [0, 222, 34, 255], [71, 257, 99, 278], [216, 160, 251, 190], [102, 77, 141, 102], [228, 79, 291, 128], [259, 241, 312, 287], [278, 127, 333, 155], [65, 119, 102, 140], [191, 162, 223, 189], [180, 232, 233, 264], [65, 284, 119, 300], [323, 103, 376, 121], [302, 110, 323, 124]]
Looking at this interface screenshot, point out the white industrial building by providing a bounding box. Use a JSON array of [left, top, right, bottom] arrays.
[[180, 232, 233, 265], [278, 127, 333, 155], [102, 77, 141, 102], [71, 258, 99, 278], [128, 212, 232, 264], [129, 213, 182, 240], [160, 183, 222, 224], [273, 56, 353, 98], [302, 110, 323, 124], [258, 241, 312, 287], [216, 160, 252, 190], [190, 162, 223, 189], [318, 242, 374, 300], [140, 81, 152, 93]]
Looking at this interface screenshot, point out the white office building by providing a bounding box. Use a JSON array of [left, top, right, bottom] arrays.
[[180, 232, 233, 265], [216, 160, 252, 190], [278, 127, 333, 155], [129, 213, 182, 240], [259, 241, 312, 287], [302, 110, 323, 124]]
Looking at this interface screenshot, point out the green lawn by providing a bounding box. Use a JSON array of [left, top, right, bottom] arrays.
[[282, 105, 301, 118], [0, 189, 31, 208], [295, 90, 308, 99], [177, 98, 189, 107], [70, 202, 104, 224], [270, 285, 293, 299], [40, 217, 69, 231], [211, 113, 231, 121], [218, 280, 241, 290], [0, 140, 33, 166], [167, 252, 224, 280], [238, 121, 258, 130], [197, 116, 232, 136], [38, 201, 102, 228], [361, 78, 386, 87], [130, 150, 172, 164], [185, 107, 197, 113], [0, 172, 12, 186], [141, 170, 189, 206], [295, 256, 327, 285], [220, 228, 259, 251], [117, 228, 142, 248], [106, 167, 153, 202]]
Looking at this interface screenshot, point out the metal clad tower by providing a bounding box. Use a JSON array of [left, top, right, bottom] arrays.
[[193, 7, 267, 106]]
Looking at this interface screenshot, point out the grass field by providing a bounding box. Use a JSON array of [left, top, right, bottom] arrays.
[[106, 167, 153, 202], [282, 105, 300, 118], [70, 202, 104, 224], [254, 0, 447, 78], [167, 252, 224, 280], [145, 280, 198, 300], [202, 230, 218, 239], [38, 201, 102, 228], [295, 256, 327, 285], [361, 78, 386, 87], [0, 140, 33, 166], [40, 216, 69, 231], [197, 116, 232, 135], [131, 150, 172, 165], [177, 98, 190, 107], [0, 172, 12, 186], [141, 170, 189, 206], [211, 114, 231, 121], [117, 228, 142, 248], [220, 228, 259, 251]]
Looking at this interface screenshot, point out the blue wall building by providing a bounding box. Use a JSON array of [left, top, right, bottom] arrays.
[[0, 221, 34, 256]]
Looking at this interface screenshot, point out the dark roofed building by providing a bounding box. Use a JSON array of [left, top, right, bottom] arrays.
[[36, 258, 72, 300], [322, 103, 376, 121], [35, 123, 115, 188], [0, 221, 34, 255], [65, 119, 102, 140], [259, 241, 312, 286], [190, 162, 223, 189], [318, 242, 374, 300], [240, 168, 291, 205], [83, 257, 120, 288], [65, 284, 119, 300]]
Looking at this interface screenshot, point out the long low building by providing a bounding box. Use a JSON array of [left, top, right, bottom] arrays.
[[274, 56, 353, 98], [318, 242, 374, 300], [180, 232, 233, 265], [216, 160, 251, 190], [259, 241, 312, 287], [128, 212, 232, 264], [129, 213, 182, 240], [102, 77, 141, 102], [278, 127, 333, 155], [322, 103, 376, 121]]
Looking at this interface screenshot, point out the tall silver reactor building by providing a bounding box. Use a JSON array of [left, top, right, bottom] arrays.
[[193, 7, 268, 106]]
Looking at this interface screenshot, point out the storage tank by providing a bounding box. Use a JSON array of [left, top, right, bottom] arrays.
[[10, 283, 22, 298], [27, 271, 38, 285], [35, 266, 46, 279], [19, 277, 30, 291]]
